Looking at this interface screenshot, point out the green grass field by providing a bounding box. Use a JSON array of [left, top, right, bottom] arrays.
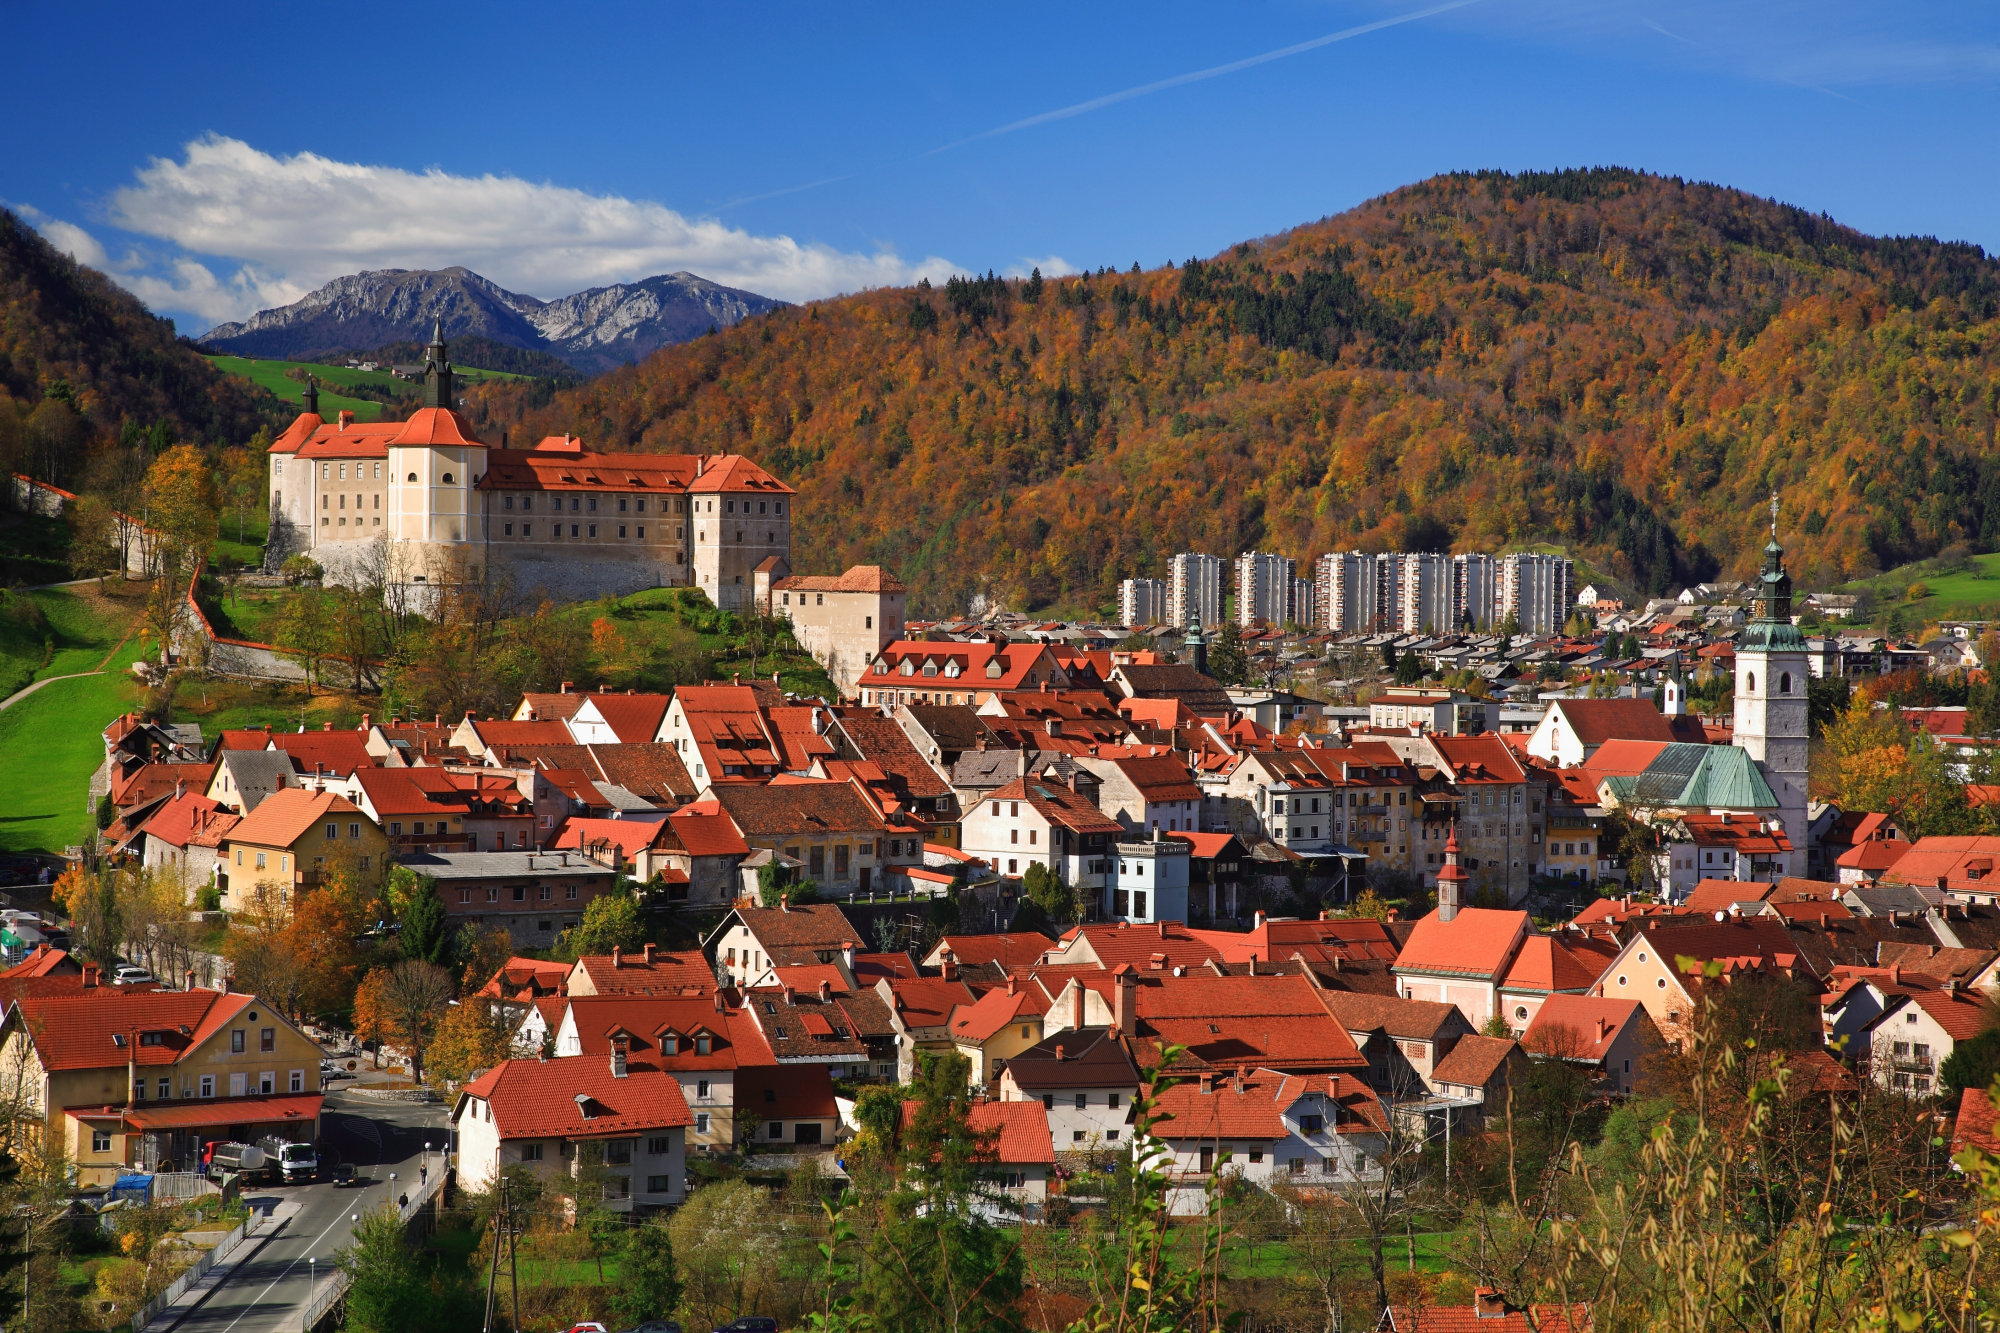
[[0, 611, 145, 856], [1839, 550, 2000, 625], [208, 354, 528, 423], [201, 583, 290, 643], [211, 509, 270, 570], [208, 356, 388, 420]]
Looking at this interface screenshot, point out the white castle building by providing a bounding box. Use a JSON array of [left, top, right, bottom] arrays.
[[266, 327, 792, 607]]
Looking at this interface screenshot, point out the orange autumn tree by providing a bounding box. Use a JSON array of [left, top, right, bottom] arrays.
[[1811, 697, 1976, 837], [351, 967, 393, 1070]]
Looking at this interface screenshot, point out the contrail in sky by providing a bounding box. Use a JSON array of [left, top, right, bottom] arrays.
[[715, 0, 1485, 211], [919, 0, 1490, 157]]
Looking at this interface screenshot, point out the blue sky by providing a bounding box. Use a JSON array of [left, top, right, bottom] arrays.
[[5, 0, 1997, 334]]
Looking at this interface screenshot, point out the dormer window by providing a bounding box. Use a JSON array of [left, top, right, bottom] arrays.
[[900, 660, 915, 677], [695, 1035, 712, 1055], [985, 659, 1003, 679], [922, 662, 938, 677], [944, 661, 960, 678], [661, 1033, 680, 1055]]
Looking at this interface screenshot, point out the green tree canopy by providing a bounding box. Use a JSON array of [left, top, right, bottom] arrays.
[[557, 891, 646, 961], [397, 874, 450, 966]]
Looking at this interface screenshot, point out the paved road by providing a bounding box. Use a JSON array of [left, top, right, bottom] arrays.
[[173, 1089, 449, 1333]]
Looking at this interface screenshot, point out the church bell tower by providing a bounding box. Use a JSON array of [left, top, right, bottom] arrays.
[[1733, 494, 1810, 874], [422, 318, 455, 410]]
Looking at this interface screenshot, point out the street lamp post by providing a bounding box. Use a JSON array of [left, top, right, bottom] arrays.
[[304, 1257, 315, 1333]]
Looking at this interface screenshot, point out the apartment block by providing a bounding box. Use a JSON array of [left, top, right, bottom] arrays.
[[1168, 553, 1225, 629], [1498, 554, 1574, 636], [1317, 552, 1382, 633], [1396, 553, 1455, 634], [1234, 551, 1298, 628], [1118, 577, 1168, 627], [1452, 553, 1497, 630]]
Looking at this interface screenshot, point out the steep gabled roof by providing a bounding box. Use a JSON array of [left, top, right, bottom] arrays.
[[1500, 936, 1608, 994], [1430, 1034, 1519, 1088], [226, 788, 366, 849], [458, 1059, 692, 1137], [1521, 994, 1650, 1063], [1393, 909, 1532, 981]]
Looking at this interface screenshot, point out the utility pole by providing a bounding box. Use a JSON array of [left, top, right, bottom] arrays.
[[482, 1176, 503, 1333]]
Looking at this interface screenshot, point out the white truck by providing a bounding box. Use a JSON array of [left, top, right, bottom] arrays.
[[258, 1136, 318, 1183]]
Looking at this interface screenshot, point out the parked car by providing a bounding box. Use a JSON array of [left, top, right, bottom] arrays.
[[111, 964, 155, 986], [619, 1323, 681, 1333], [711, 1321, 778, 1333]]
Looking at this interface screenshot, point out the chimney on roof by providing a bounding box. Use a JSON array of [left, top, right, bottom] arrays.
[[818, 980, 831, 1003], [174, 778, 185, 801], [1474, 1288, 1506, 1319], [1113, 966, 1134, 1035], [1254, 909, 1266, 930], [126, 1031, 138, 1108], [1386, 908, 1399, 922], [1157, 920, 1167, 939], [1071, 982, 1084, 1031], [337, 410, 354, 430], [611, 944, 622, 969], [1596, 1016, 1610, 1042], [941, 955, 957, 982], [1947, 977, 1961, 995], [779, 894, 791, 913], [643, 942, 656, 964], [218, 975, 230, 995], [1247, 956, 1256, 976], [732, 673, 741, 686], [1199, 1071, 1214, 1093], [1890, 963, 1902, 986], [82, 964, 97, 989], [1054, 1043, 1066, 1062], [185, 970, 196, 990], [714, 990, 726, 1012], [611, 1035, 629, 1079]]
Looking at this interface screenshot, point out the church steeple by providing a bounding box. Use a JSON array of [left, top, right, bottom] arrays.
[[1435, 823, 1469, 922], [1185, 615, 1207, 677], [301, 375, 319, 417], [422, 318, 455, 410], [1742, 491, 1805, 653]]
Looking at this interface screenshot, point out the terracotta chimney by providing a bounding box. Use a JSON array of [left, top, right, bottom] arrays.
[[1596, 1016, 1610, 1042], [82, 964, 97, 989], [611, 944, 623, 969], [841, 940, 856, 974], [643, 942, 656, 964], [610, 1035, 629, 1079], [714, 990, 726, 1012], [818, 980, 832, 1003], [1890, 963, 1901, 986], [1157, 920, 1168, 939], [1071, 982, 1085, 1030], [941, 956, 957, 982], [780, 894, 791, 914], [1113, 964, 1134, 1035], [1054, 1044, 1066, 1062], [1474, 1288, 1506, 1318]]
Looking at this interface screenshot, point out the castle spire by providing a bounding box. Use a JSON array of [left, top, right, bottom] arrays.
[[301, 375, 319, 417], [1435, 822, 1469, 922], [422, 318, 454, 410]]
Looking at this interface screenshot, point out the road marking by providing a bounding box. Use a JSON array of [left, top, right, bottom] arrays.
[[215, 1209, 356, 1333]]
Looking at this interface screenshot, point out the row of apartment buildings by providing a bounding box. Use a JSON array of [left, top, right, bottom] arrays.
[[1121, 551, 1574, 636]]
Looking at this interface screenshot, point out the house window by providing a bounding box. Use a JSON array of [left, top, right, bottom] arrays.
[[521, 1143, 544, 1162], [768, 1122, 784, 1140], [200, 1075, 215, 1097], [1075, 1093, 1087, 1109], [695, 1035, 712, 1055], [291, 1069, 305, 1093], [259, 1071, 275, 1094], [92, 1129, 112, 1154], [261, 1027, 275, 1052], [646, 1175, 672, 1193], [157, 1077, 169, 1099], [695, 1113, 710, 1134], [231, 1030, 246, 1054], [605, 1141, 632, 1165], [1300, 1113, 1325, 1135]]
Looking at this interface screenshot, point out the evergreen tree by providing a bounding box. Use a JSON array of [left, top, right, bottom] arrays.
[[95, 791, 115, 831], [398, 874, 450, 966], [609, 1217, 683, 1327], [1207, 620, 1249, 685], [338, 1207, 429, 1333], [1394, 651, 1424, 685], [556, 892, 646, 960], [1021, 862, 1077, 924]]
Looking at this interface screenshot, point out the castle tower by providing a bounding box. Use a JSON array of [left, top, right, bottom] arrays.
[[1663, 652, 1686, 718], [421, 317, 455, 410], [1435, 823, 1470, 922], [1733, 493, 1809, 874], [301, 376, 319, 418]]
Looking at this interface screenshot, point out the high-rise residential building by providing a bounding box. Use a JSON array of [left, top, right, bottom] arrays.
[[1234, 551, 1297, 627], [1498, 553, 1573, 635], [1317, 552, 1383, 633], [1395, 553, 1455, 634], [1289, 577, 1315, 629], [1118, 577, 1167, 627], [1168, 553, 1225, 629], [1451, 554, 1498, 631]]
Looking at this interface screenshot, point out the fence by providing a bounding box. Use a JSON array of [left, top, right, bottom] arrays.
[[147, 1172, 218, 1202], [128, 1206, 262, 1333], [301, 1165, 450, 1333]]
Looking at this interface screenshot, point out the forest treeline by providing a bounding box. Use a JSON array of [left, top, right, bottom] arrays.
[[461, 168, 2000, 616], [0, 210, 285, 490]]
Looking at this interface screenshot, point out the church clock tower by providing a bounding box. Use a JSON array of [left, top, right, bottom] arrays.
[[1733, 494, 1810, 875]]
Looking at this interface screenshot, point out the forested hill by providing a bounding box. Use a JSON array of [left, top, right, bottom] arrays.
[[461, 168, 2000, 617], [0, 209, 283, 486]]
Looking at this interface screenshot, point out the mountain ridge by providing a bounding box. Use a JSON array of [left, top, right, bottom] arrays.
[[200, 266, 784, 375], [457, 167, 2000, 618]]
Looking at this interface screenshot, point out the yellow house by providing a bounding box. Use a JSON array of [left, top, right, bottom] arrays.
[[0, 984, 325, 1186], [217, 787, 390, 911], [945, 981, 1048, 1087]]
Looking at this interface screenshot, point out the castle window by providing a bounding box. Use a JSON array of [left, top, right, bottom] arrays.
[[373, 462, 381, 479], [588, 498, 597, 512], [442, 473, 453, 483], [571, 498, 581, 512], [636, 499, 645, 512], [322, 463, 330, 479], [816, 593, 824, 606], [1780, 672, 1792, 694], [1746, 672, 1757, 693], [321, 517, 329, 526], [619, 526, 627, 538], [522, 524, 531, 537], [782, 593, 790, 606], [571, 524, 580, 537], [759, 502, 767, 514], [504, 497, 513, 510], [373, 494, 379, 508], [551, 524, 560, 539], [865, 615, 872, 628], [619, 498, 628, 512], [339, 494, 345, 508], [521, 496, 532, 510], [408, 473, 417, 482], [505, 523, 514, 536], [589, 524, 598, 537], [727, 500, 735, 514], [637, 526, 645, 538], [776, 502, 784, 515], [322, 495, 328, 509], [338, 463, 346, 479]]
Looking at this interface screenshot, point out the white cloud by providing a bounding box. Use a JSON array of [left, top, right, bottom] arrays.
[[36, 218, 108, 269], [1007, 255, 1078, 279], [105, 136, 955, 323]]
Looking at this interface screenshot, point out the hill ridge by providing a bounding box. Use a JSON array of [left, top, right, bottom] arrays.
[[459, 167, 2000, 617]]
